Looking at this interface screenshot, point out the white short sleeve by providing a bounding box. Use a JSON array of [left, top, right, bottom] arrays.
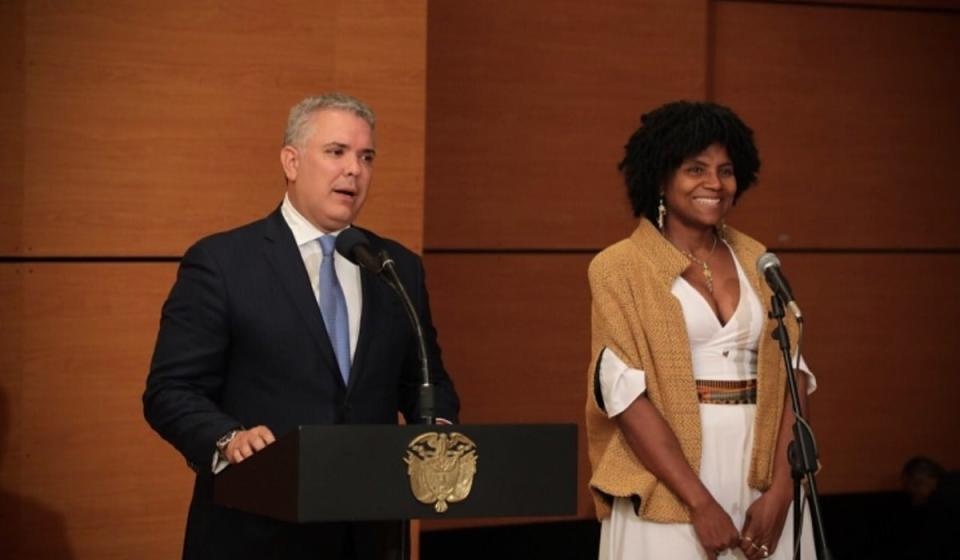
[[793, 353, 817, 395], [598, 348, 647, 418]]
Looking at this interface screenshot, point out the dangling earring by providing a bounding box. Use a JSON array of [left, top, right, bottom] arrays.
[[717, 220, 727, 241], [657, 194, 666, 231]]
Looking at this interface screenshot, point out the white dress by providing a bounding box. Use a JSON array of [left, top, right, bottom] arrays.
[[597, 249, 816, 560]]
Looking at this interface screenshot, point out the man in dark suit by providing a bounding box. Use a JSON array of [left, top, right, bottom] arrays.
[[143, 93, 459, 559]]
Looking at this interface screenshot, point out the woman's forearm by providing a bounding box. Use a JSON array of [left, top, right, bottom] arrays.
[[615, 394, 715, 510], [769, 373, 809, 494]]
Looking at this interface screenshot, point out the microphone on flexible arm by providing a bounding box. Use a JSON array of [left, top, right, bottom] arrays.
[[334, 227, 385, 274], [756, 252, 803, 321], [334, 228, 436, 424]]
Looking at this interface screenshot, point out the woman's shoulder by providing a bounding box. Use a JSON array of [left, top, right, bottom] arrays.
[[589, 236, 645, 279], [592, 237, 636, 264], [590, 220, 687, 282], [589, 233, 666, 291]]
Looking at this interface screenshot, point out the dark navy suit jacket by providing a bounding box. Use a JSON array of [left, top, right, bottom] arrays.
[[143, 209, 459, 559]]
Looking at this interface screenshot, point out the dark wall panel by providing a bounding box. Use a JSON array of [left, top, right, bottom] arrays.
[[782, 252, 960, 493], [422, 253, 593, 528], [784, 0, 960, 10], [713, 2, 960, 249], [0, 0, 24, 255]]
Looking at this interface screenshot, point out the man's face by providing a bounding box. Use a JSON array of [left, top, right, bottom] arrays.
[[281, 109, 375, 232]]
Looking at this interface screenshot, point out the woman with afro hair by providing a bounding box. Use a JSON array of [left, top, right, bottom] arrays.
[[585, 101, 816, 560]]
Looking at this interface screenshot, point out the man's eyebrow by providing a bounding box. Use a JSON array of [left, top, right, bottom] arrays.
[[321, 142, 375, 156]]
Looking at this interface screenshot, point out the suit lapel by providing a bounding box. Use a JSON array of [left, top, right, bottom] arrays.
[[262, 210, 344, 387]]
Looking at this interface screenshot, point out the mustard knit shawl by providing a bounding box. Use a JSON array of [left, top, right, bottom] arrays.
[[585, 219, 799, 522]]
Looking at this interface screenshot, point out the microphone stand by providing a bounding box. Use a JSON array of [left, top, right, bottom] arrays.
[[769, 295, 830, 560], [377, 252, 435, 560], [379, 252, 435, 425]]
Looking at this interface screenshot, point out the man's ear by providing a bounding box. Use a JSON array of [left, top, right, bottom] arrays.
[[280, 145, 299, 182]]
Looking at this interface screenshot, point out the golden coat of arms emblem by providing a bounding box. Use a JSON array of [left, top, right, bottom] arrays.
[[404, 432, 478, 513]]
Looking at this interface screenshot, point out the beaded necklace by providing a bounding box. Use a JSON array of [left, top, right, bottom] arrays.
[[677, 234, 719, 293]]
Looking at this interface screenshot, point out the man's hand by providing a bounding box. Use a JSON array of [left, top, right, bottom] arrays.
[[223, 425, 276, 464]]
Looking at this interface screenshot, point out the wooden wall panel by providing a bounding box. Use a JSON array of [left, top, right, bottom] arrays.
[[4, 0, 426, 257], [713, 2, 960, 249], [0, 266, 25, 559], [421, 253, 594, 529], [425, 0, 707, 250], [781, 252, 960, 493], [0, 264, 193, 559], [336, 0, 427, 253], [0, 0, 24, 255], [1, 1, 429, 557]]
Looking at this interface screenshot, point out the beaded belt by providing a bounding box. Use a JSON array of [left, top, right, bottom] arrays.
[[696, 379, 757, 405]]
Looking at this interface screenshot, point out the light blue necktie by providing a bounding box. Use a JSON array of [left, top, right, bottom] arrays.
[[319, 235, 351, 384]]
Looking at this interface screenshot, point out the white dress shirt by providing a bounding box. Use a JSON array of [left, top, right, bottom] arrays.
[[280, 194, 362, 360]]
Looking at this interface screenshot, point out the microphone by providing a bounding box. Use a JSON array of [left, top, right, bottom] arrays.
[[334, 228, 436, 423], [334, 228, 385, 274], [756, 252, 803, 321]]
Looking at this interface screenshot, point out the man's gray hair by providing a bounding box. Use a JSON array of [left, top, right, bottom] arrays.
[[283, 93, 376, 147]]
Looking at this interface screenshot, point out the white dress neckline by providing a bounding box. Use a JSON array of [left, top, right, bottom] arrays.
[[674, 240, 744, 329]]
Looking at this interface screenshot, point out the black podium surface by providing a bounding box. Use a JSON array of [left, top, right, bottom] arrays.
[[214, 424, 577, 523]]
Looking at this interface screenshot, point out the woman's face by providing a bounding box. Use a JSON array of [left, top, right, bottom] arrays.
[[662, 143, 737, 232]]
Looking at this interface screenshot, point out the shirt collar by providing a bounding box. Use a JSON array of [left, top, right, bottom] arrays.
[[280, 193, 349, 247]]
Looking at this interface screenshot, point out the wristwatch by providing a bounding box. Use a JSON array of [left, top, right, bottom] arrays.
[[215, 429, 241, 455]]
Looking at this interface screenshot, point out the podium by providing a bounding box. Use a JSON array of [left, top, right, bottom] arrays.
[[213, 424, 578, 522]]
